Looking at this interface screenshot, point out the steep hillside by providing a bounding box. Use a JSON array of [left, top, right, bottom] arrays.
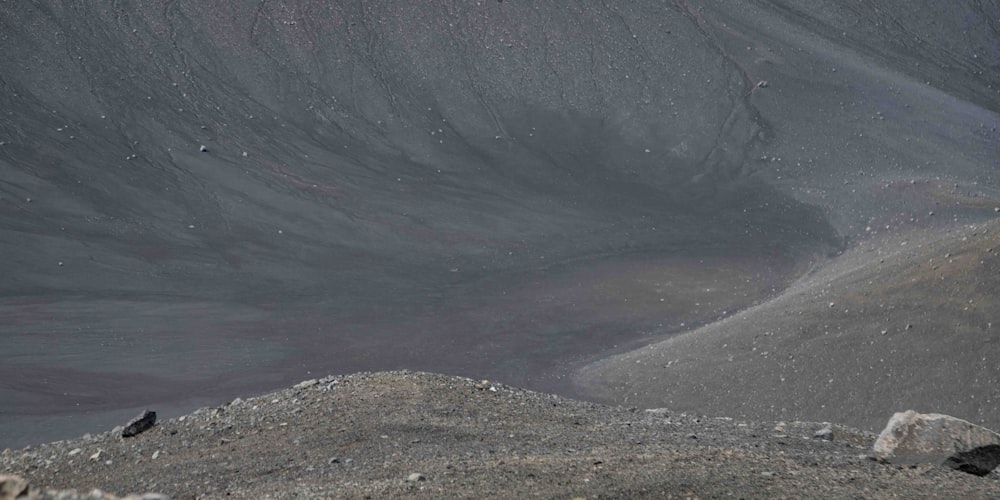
[[1, 0, 998, 447]]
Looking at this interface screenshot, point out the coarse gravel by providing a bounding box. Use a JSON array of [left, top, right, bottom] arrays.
[[3, 371, 1000, 498]]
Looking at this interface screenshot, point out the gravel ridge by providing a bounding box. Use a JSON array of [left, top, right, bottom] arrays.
[[3, 371, 999, 498]]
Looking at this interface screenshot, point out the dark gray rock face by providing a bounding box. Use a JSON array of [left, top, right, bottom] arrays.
[[944, 445, 1000, 477], [873, 410, 1000, 476], [121, 410, 157, 438]]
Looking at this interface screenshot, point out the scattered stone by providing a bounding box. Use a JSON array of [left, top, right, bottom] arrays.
[[645, 408, 670, 417], [199, 145, 208, 152], [294, 379, 318, 390], [1, 473, 168, 499], [873, 410, 1000, 476], [7, 372, 1000, 497], [68, 448, 82, 456], [0, 474, 30, 499], [121, 410, 157, 438], [814, 427, 834, 441]]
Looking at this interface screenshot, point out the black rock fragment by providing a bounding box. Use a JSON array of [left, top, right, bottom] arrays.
[[122, 409, 157, 438]]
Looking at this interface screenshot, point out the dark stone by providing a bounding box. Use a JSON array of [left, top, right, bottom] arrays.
[[122, 409, 157, 438], [943, 444, 1000, 477]]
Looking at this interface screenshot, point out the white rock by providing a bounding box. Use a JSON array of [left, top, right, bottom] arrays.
[[645, 408, 670, 417], [873, 410, 1000, 475], [294, 379, 318, 389], [813, 427, 834, 441], [0, 474, 30, 498]]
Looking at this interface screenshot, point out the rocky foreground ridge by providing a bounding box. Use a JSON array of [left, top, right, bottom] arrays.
[[3, 371, 1000, 498]]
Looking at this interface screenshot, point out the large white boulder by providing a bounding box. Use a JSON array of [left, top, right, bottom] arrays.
[[873, 410, 1000, 476]]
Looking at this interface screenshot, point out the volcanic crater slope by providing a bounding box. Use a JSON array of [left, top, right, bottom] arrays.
[[0, 0, 999, 450], [578, 219, 1000, 432]]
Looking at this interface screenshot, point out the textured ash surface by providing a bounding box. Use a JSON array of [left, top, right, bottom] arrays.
[[1, 0, 998, 455], [0, 0, 834, 447], [4, 372, 1000, 499], [580, 219, 1000, 432]]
